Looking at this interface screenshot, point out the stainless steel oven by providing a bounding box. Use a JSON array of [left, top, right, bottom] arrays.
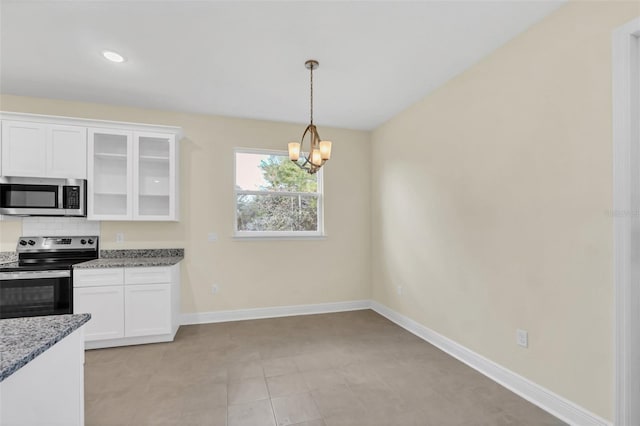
[[0, 176, 86, 217], [0, 236, 98, 319]]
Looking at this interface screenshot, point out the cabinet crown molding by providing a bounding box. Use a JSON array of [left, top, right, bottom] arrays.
[[0, 112, 183, 139]]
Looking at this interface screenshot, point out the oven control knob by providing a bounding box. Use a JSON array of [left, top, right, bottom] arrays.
[[88, 239, 94, 245], [80, 239, 87, 245], [28, 240, 35, 246], [19, 240, 27, 246]]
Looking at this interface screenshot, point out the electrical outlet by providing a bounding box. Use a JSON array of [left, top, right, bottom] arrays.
[[397, 285, 403, 296], [517, 329, 528, 348], [211, 284, 219, 295], [208, 232, 218, 242], [115, 232, 124, 243]]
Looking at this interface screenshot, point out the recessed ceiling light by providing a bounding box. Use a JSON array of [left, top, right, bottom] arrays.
[[102, 50, 125, 63]]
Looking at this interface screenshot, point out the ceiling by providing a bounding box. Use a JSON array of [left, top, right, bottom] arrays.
[[0, 1, 564, 130]]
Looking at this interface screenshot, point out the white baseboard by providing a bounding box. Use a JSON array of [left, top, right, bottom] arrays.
[[370, 301, 611, 426], [85, 332, 176, 350], [180, 299, 371, 325]]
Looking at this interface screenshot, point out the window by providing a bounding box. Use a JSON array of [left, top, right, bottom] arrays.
[[234, 148, 324, 237]]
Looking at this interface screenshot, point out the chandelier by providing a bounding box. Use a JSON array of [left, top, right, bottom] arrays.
[[288, 59, 332, 174]]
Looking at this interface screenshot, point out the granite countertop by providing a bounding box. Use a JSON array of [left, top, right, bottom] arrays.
[[73, 248, 184, 269], [74, 256, 183, 269], [0, 261, 19, 270], [0, 314, 90, 382], [0, 251, 18, 268], [0, 249, 184, 270]]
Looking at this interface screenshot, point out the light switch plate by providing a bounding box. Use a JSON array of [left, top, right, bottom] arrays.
[[516, 329, 528, 348]]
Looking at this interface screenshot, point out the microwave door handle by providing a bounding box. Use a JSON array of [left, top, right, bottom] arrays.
[[0, 270, 71, 280], [59, 186, 64, 209]]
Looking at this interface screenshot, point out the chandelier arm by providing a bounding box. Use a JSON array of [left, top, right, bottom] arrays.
[[300, 124, 312, 152], [295, 124, 313, 169], [294, 157, 319, 174], [311, 125, 321, 149]]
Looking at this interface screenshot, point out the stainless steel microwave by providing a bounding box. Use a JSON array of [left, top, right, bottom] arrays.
[[0, 177, 86, 217]]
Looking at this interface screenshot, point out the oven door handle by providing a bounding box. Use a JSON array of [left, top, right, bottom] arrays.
[[0, 270, 71, 280]]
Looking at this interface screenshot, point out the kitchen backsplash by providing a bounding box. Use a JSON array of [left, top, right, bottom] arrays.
[[22, 217, 100, 237]]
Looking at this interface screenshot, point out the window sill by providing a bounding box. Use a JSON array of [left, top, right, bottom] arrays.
[[232, 234, 327, 241]]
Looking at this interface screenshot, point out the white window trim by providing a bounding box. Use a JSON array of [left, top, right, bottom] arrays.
[[233, 147, 325, 239]]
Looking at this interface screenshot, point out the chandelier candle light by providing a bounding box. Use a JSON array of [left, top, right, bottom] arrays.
[[288, 59, 332, 174]]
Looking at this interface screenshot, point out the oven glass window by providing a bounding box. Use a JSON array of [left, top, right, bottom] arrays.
[[0, 277, 71, 319], [0, 184, 58, 208], [3, 285, 54, 308]]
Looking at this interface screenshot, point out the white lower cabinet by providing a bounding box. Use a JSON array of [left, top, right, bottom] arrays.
[[74, 286, 124, 341], [125, 284, 171, 337], [73, 264, 180, 349]]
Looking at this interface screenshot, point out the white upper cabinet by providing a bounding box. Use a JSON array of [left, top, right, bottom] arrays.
[[47, 125, 87, 178], [1, 121, 47, 177], [87, 128, 133, 220], [134, 132, 178, 220], [0, 112, 181, 221], [88, 128, 179, 221], [1, 120, 86, 179]]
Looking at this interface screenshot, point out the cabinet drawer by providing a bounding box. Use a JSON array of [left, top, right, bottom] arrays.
[[125, 267, 172, 285], [74, 268, 124, 287]]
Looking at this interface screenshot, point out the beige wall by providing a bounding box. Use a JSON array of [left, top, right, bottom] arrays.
[[0, 94, 372, 312], [371, 1, 639, 420], [0, 218, 21, 252]]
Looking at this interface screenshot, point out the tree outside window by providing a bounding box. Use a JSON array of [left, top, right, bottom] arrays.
[[235, 149, 323, 237]]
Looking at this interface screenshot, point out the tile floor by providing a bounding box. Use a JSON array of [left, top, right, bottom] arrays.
[[85, 310, 565, 426]]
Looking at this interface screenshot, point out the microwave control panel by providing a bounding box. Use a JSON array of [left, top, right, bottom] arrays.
[[63, 186, 80, 209]]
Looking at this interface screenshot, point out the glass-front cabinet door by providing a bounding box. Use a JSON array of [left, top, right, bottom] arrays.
[[87, 128, 133, 220], [133, 132, 177, 221]]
